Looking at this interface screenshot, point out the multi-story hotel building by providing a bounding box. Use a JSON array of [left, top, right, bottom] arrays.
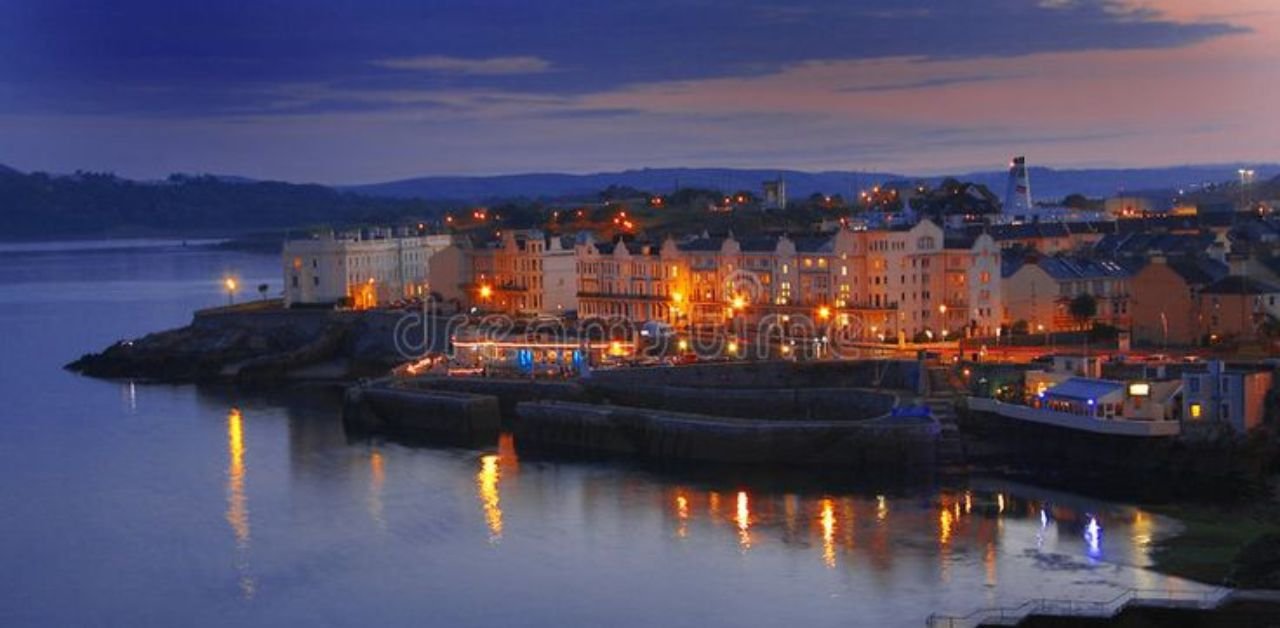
[[467, 229, 578, 316], [574, 220, 1002, 341], [283, 228, 453, 308]]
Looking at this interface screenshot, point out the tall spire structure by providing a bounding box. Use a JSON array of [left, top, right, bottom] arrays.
[[1004, 156, 1032, 215]]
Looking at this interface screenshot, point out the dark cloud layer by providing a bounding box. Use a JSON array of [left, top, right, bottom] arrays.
[[0, 0, 1244, 117]]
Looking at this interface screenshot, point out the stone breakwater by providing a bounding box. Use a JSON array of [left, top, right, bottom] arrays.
[[66, 303, 446, 382], [343, 384, 501, 444], [343, 360, 937, 469]]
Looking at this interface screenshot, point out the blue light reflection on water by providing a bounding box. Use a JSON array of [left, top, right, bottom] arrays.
[[0, 241, 1205, 627]]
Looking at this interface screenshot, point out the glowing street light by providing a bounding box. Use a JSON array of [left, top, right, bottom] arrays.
[[224, 277, 238, 305], [479, 285, 493, 300], [731, 295, 746, 311], [817, 306, 831, 320]]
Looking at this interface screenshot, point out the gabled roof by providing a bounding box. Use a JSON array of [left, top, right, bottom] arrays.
[[1094, 231, 1215, 258], [1038, 256, 1135, 280], [793, 236, 834, 253], [677, 237, 725, 252], [1201, 275, 1280, 295], [943, 233, 977, 249], [738, 236, 781, 252], [1164, 257, 1228, 286]]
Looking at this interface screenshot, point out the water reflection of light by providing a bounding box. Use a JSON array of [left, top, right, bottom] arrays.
[[1036, 507, 1049, 549], [225, 408, 254, 598], [984, 542, 997, 587], [369, 450, 385, 529], [122, 381, 137, 413], [735, 491, 752, 550], [875, 495, 887, 522], [784, 494, 799, 538], [1085, 515, 1102, 559], [939, 507, 953, 546], [820, 498, 837, 569], [477, 454, 503, 542], [1131, 509, 1152, 547], [996, 493, 1005, 514], [675, 491, 690, 539]]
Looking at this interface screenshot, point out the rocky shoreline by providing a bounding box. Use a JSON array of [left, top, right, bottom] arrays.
[[65, 302, 440, 382]]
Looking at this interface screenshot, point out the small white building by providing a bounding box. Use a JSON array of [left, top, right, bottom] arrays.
[[1181, 361, 1273, 433], [283, 228, 453, 308]]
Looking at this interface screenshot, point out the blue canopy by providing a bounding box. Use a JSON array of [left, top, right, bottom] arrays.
[[1042, 377, 1124, 402]]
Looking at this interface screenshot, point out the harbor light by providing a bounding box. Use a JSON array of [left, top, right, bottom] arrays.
[[817, 306, 831, 320], [731, 295, 746, 310], [479, 285, 493, 300]]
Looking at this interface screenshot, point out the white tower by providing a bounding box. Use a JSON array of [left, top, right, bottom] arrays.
[[1004, 156, 1032, 215]]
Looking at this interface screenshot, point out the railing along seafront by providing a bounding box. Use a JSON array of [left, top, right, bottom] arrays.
[[965, 397, 1181, 437], [926, 587, 1232, 628]]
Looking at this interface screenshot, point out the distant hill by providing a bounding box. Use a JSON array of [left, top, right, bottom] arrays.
[[0, 170, 438, 239], [3, 162, 1277, 239], [349, 164, 1280, 203]]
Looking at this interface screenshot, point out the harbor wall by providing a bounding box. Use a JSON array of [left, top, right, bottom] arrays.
[[514, 400, 938, 468], [343, 384, 501, 444], [584, 360, 923, 391], [584, 383, 896, 421]]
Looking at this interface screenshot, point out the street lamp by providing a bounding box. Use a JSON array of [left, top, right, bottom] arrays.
[[224, 277, 238, 305]]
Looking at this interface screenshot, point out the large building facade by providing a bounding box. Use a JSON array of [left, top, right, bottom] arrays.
[[283, 228, 453, 308], [465, 229, 578, 316], [574, 220, 1002, 341]]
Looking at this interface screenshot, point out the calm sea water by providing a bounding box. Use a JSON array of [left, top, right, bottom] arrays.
[[0, 241, 1208, 627]]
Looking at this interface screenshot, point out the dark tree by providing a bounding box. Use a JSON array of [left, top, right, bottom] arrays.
[[1069, 293, 1098, 330]]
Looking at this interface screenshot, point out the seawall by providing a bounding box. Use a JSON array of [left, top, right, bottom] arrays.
[[343, 383, 501, 444], [514, 400, 938, 468]]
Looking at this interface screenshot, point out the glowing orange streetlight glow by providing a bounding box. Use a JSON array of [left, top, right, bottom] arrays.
[[731, 295, 746, 310], [224, 277, 239, 305], [479, 285, 492, 300], [817, 306, 831, 320]]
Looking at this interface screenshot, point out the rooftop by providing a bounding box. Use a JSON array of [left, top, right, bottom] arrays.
[[1042, 377, 1125, 402], [1200, 275, 1280, 295]]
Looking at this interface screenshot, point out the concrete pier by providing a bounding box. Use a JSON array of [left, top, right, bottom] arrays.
[[343, 384, 501, 443]]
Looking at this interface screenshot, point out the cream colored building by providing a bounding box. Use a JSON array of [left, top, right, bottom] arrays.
[[1002, 256, 1133, 331], [574, 220, 1002, 340], [464, 229, 579, 316], [283, 228, 453, 308]]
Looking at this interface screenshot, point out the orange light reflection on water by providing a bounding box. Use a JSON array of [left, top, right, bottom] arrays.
[[820, 498, 837, 568], [477, 454, 503, 542], [735, 491, 752, 550], [225, 408, 254, 599]]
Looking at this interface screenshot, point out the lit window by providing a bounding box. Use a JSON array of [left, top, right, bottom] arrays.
[[1190, 403, 1202, 419]]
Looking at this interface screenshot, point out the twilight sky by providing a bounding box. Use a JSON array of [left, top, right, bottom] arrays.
[[1, 0, 1277, 183]]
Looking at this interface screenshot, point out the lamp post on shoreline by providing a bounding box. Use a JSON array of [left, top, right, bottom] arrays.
[[224, 277, 238, 306]]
